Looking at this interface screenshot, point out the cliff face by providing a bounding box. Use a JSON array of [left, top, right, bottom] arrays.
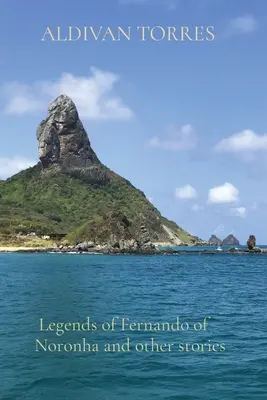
[[37, 95, 100, 169], [0, 95, 202, 248]]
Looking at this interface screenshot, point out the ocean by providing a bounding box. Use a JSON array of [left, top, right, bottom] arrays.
[[0, 253, 266, 400]]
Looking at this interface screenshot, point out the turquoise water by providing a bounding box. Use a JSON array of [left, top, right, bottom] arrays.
[[0, 253, 266, 399]]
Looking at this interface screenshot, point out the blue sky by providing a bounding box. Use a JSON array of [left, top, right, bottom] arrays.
[[0, 0, 267, 243]]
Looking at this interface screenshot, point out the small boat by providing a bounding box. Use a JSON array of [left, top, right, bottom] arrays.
[[216, 246, 223, 252]]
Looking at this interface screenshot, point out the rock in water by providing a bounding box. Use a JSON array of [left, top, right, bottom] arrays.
[[222, 234, 240, 246], [247, 235, 256, 250], [208, 234, 222, 246], [37, 95, 100, 169]]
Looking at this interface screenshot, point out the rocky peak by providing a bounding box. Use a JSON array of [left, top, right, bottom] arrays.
[[37, 95, 100, 169], [208, 234, 222, 246], [222, 234, 240, 246], [247, 235, 256, 250]]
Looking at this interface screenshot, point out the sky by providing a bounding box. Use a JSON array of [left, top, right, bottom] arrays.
[[0, 0, 267, 243]]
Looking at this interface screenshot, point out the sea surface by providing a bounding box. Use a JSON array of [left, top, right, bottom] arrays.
[[0, 253, 266, 400]]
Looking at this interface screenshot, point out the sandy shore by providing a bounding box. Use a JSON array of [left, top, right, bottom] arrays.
[[0, 247, 47, 253], [0, 243, 183, 252]]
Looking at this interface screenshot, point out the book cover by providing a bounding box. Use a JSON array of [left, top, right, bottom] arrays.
[[0, 1, 266, 399]]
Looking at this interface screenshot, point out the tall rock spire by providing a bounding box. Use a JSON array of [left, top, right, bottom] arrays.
[[37, 95, 100, 169]]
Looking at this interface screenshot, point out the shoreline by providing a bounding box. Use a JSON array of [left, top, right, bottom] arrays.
[[0, 246, 266, 255]]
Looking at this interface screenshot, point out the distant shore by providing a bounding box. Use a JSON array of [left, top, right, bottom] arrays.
[[0, 246, 266, 255]]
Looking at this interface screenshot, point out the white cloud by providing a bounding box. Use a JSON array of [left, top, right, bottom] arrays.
[[0, 157, 36, 179], [1, 67, 133, 120], [226, 15, 258, 37], [208, 182, 239, 204], [149, 124, 197, 151], [175, 185, 197, 200], [231, 207, 247, 218], [192, 204, 204, 212], [215, 130, 267, 157]]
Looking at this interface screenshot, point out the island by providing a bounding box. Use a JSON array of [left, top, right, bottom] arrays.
[[0, 96, 265, 255], [208, 235, 222, 246], [0, 95, 203, 253], [222, 235, 240, 246]]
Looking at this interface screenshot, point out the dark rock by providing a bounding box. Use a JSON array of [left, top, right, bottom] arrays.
[[247, 235, 256, 250], [76, 242, 89, 251], [37, 95, 100, 169], [208, 235, 222, 246], [222, 234, 240, 246]]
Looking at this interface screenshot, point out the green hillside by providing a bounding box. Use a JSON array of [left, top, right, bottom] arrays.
[[0, 95, 201, 248], [0, 163, 199, 245]]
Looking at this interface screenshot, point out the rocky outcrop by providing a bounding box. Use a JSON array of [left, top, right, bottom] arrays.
[[37, 95, 100, 169], [222, 234, 240, 246], [208, 235, 222, 246], [67, 210, 155, 252], [139, 224, 155, 250], [0, 94, 203, 247], [247, 235, 256, 250]]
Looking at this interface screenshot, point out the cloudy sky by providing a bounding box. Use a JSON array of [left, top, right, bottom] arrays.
[[0, 0, 266, 243]]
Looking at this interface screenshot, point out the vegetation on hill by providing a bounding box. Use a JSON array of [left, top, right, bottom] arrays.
[[0, 164, 199, 245], [0, 95, 202, 248]]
